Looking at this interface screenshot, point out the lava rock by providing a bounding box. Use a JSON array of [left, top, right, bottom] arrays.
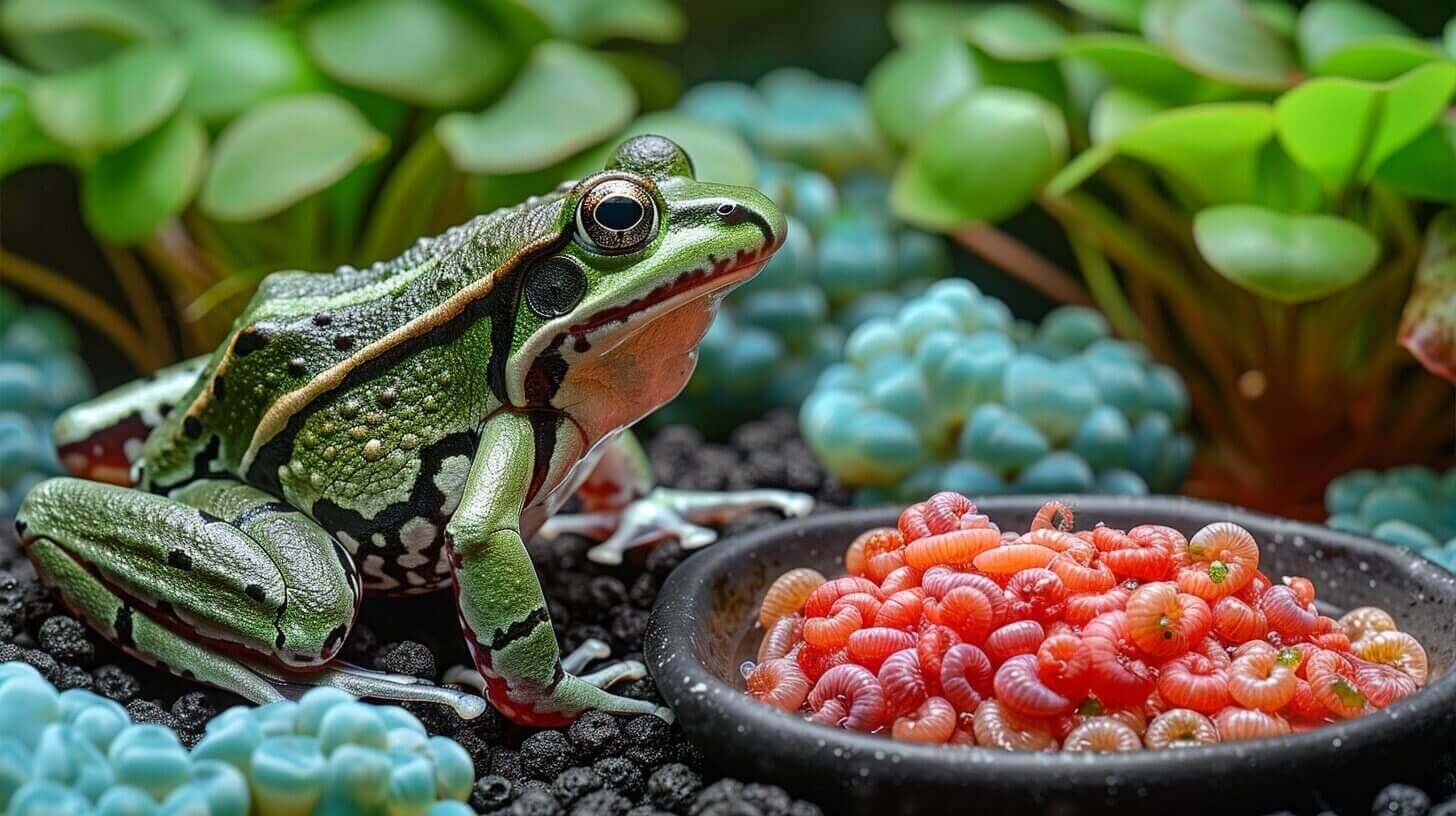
[[623, 715, 672, 767], [378, 639, 437, 679], [170, 691, 215, 731], [509, 788, 564, 816], [473, 774, 517, 812], [522, 730, 576, 780], [92, 664, 140, 703], [646, 763, 702, 812], [593, 757, 644, 800], [570, 788, 631, 816], [551, 766, 603, 806], [568, 710, 623, 760], [36, 615, 94, 666]]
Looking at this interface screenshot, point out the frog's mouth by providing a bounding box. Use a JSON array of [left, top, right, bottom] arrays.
[[565, 243, 775, 341]]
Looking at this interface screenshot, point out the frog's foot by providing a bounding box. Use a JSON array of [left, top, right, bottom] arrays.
[[542, 487, 814, 566], [444, 638, 645, 697], [257, 660, 489, 720]]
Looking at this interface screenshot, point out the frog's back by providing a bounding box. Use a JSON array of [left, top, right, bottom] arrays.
[[137, 188, 572, 500]]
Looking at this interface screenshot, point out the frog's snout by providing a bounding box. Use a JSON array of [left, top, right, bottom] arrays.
[[716, 189, 787, 255]]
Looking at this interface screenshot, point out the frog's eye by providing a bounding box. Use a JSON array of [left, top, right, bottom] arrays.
[[576, 178, 657, 254]]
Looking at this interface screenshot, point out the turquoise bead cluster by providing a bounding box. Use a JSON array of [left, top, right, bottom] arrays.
[[1326, 466, 1456, 570], [0, 662, 473, 816], [0, 289, 93, 516], [650, 70, 951, 436], [801, 279, 1193, 503]]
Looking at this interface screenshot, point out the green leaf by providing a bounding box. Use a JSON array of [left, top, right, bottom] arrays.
[[565, 112, 758, 187], [1090, 87, 1166, 143], [1274, 61, 1456, 188], [1377, 113, 1456, 203], [1253, 141, 1324, 213], [83, 113, 206, 242], [1251, 0, 1297, 38], [888, 2, 981, 45], [0, 87, 68, 174], [1315, 36, 1445, 82], [180, 17, 319, 124], [1296, 0, 1411, 69], [1057, 0, 1145, 30], [1062, 34, 1205, 102], [0, 0, 161, 70], [866, 36, 978, 149], [1447, 17, 1455, 61], [437, 41, 635, 174], [1399, 209, 1456, 382], [29, 43, 188, 150], [963, 5, 1066, 62], [1160, 0, 1300, 90], [304, 0, 515, 108], [601, 52, 682, 112], [199, 92, 387, 222], [522, 0, 685, 45], [891, 87, 1067, 231], [1193, 204, 1379, 303], [1116, 103, 1275, 204]]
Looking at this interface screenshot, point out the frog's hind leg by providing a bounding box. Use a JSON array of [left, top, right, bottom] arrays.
[[16, 476, 485, 717], [52, 355, 208, 486]]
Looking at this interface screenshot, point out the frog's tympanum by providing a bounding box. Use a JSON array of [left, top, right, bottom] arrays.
[[17, 136, 811, 726]]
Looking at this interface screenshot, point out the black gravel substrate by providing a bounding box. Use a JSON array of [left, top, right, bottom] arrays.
[[5, 411, 1456, 815]]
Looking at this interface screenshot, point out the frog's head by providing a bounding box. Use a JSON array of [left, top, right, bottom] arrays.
[[504, 135, 786, 436]]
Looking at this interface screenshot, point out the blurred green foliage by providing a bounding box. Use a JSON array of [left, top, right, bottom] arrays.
[[863, 0, 1456, 510], [0, 0, 688, 363]]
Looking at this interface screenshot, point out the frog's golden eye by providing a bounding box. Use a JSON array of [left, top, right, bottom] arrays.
[[576, 178, 657, 254]]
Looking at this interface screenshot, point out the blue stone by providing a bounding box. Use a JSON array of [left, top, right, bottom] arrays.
[[1372, 519, 1439, 552], [1034, 306, 1109, 355], [1069, 406, 1133, 470], [1004, 356, 1097, 444], [1017, 452, 1096, 494], [1093, 468, 1149, 495], [958, 404, 1049, 474]]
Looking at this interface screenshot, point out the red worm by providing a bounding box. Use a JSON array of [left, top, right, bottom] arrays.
[[746, 658, 811, 711], [802, 605, 862, 649], [892, 696, 958, 743], [803, 576, 883, 617], [995, 654, 1075, 718], [878, 647, 928, 717], [874, 589, 926, 630], [1258, 585, 1319, 638], [1031, 501, 1074, 532], [939, 643, 995, 714], [1211, 596, 1266, 644], [757, 615, 804, 663], [809, 664, 886, 731], [1157, 654, 1231, 714], [847, 627, 917, 669], [986, 620, 1046, 665], [924, 586, 995, 644], [1005, 568, 1069, 624], [905, 528, 1001, 570], [1036, 633, 1091, 700]]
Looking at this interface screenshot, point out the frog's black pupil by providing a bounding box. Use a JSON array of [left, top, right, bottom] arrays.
[[595, 195, 643, 231]]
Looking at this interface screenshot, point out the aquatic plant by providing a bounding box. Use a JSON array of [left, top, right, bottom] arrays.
[[0, 287, 92, 516], [801, 278, 1191, 502], [0, 661, 474, 815], [864, 0, 1456, 513], [0, 0, 686, 368], [1326, 465, 1456, 568]]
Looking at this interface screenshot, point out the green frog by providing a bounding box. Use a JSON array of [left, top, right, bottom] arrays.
[[16, 136, 811, 726]]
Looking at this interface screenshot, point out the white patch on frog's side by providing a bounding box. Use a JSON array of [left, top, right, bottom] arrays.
[[123, 438, 145, 463], [371, 532, 388, 548], [397, 517, 437, 569], [337, 531, 362, 555], [405, 570, 426, 587], [333, 456, 422, 521], [361, 554, 401, 590], [434, 455, 470, 515]]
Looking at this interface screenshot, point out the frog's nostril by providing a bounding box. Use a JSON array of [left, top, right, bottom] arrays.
[[716, 203, 737, 217]]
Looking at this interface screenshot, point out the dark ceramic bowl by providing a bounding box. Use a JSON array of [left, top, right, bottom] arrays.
[[646, 496, 1456, 815]]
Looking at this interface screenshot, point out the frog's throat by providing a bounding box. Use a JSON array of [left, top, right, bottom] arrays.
[[505, 241, 775, 409]]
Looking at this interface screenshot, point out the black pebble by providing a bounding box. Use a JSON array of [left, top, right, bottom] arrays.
[[646, 763, 702, 812], [570, 789, 630, 816], [521, 730, 575, 780], [1374, 785, 1433, 816], [623, 715, 671, 767], [171, 691, 216, 731], [37, 616, 94, 666], [490, 749, 527, 786], [588, 577, 628, 608], [592, 757, 644, 800], [625, 808, 675, 816], [568, 710, 622, 760], [54, 663, 94, 691], [1428, 801, 1456, 816], [126, 699, 180, 731], [20, 647, 60, 682], [471, 775, 515, 812], [378, 640, 437, 679], [508, 788, 563, 816], [550, 766, 602, 806], [92, 664, 140, 703]]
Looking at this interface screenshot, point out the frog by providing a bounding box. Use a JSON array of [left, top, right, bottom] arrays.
[[15, 135, 812, 727]]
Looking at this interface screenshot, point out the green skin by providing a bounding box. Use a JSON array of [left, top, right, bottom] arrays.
[[17, 136, 809, 726]]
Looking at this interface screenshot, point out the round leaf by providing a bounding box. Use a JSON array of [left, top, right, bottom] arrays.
[[963, 5, 1066, 62], [0, 0, 163, 71], [866, 36, 978, 149], [180, 17, 319, 124], [522, 0, 685, 45], [1162, 0, 1299, 90], [1295, 0, 1412, 71], [1062, 34, 1205, 102], [29, 43, 188, 150], [1377, 114, 1456, 203], [199, 92, 387, 222], [565, 112, 757, 187], [83, 113, 206, 242], [888, 2, 982, 45], [1193, 204, 1379, 303], [304, 0, 515, 108], [891, 87, 1067, 231], [1057, 0, 1145, 30], [1116, 103, 1275, 204], [0, 87, 68, 174], [1274, 61, 1456, 187], [437, 42, 635, 174], [1399, 209, 1456, 382], [1090, 87, 1166, 144]]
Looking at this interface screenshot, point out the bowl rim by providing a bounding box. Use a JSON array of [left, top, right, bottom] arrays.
[[647, 495, 1456, 785]]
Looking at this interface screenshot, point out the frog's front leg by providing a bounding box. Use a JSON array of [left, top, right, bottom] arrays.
[[540, 432, 814, 565], [448, 413, 668, 726], [16, 478, 484, 717]]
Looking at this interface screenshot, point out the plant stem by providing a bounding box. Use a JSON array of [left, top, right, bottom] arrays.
[[1065, 230, 1143, 342], [951, 224, 1092, 305], [100, 242, 175, 365], [0, 248, 156, 372]]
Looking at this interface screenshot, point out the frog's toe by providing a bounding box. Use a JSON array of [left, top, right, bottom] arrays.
[[579, 659, 647, 689]]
